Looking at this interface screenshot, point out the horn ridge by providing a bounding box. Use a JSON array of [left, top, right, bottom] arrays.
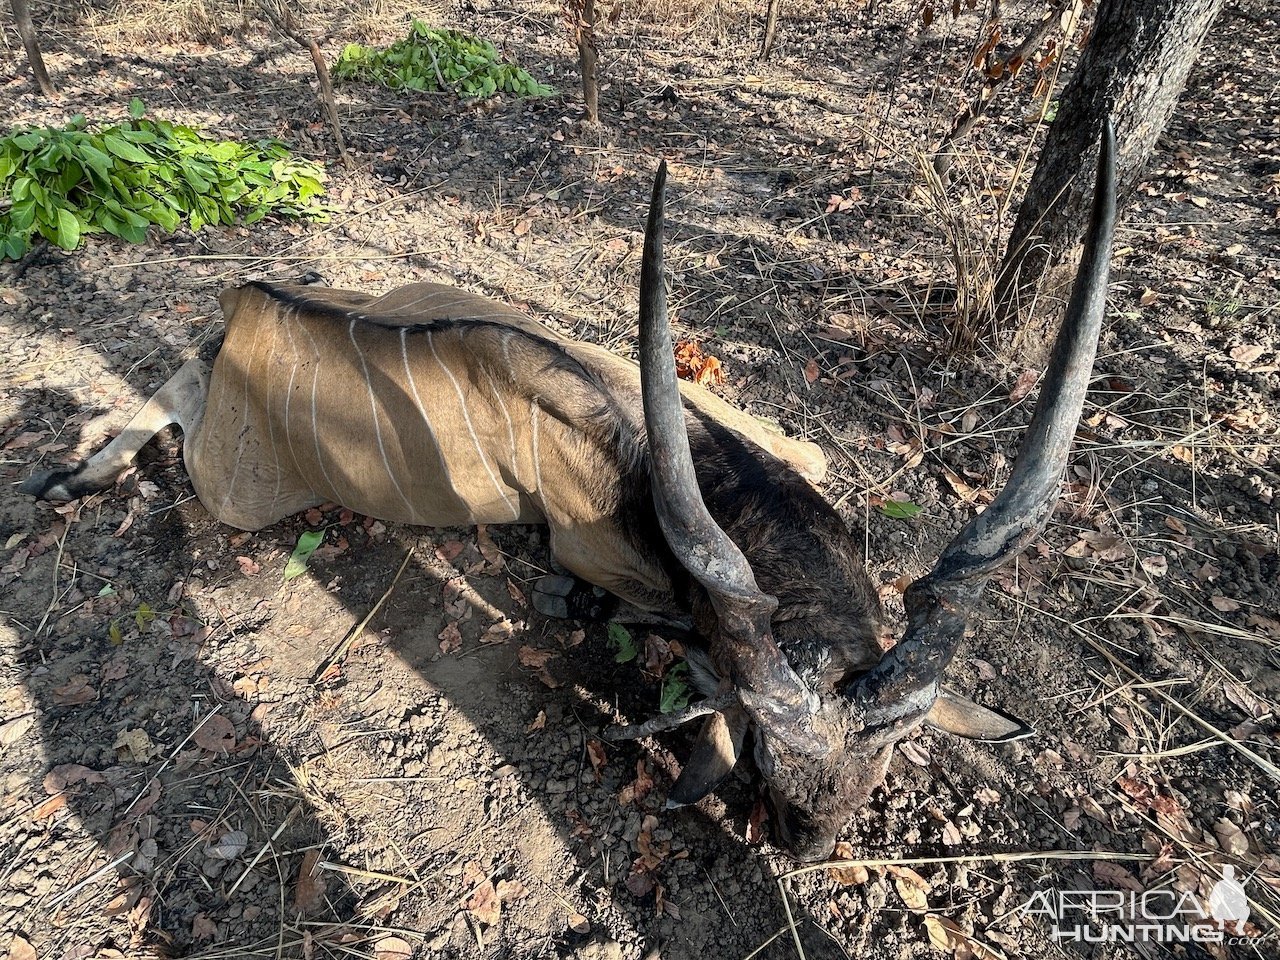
[[638, 161, 822, 749], [638, 160, 769, 607], [853, 119, 1119, 725]]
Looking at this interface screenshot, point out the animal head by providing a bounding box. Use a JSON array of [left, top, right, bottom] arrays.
[[632, 122, 1116, 860]]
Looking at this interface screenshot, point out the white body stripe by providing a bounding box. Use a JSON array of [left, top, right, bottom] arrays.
[[427, 331, 519, 519]]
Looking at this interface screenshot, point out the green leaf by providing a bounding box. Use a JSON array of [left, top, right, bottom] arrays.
[[102, 134, 152, 164], [75, 141, 114, 181], [878, 499, 924, 520], [608, 623, 638, 664], [55, 207, 81, 250], [284, 529, 325, 581], [1, 232, 28, 260], [658, 663, 692, 714], [1, 111, 326, 255], [134, 601, 155, 631], [129, 97, 146, 119]]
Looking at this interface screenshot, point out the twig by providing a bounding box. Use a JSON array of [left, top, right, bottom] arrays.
[[932, 0, 1070, 180], [1076, 628, 1280, 784], [605, 692, 736, 740], [312, 547, 413, 682], [258, 0, 353, 170], [120, 705, 225, 820], [227, 802, 303, 896], [47, 851, 135, 909]]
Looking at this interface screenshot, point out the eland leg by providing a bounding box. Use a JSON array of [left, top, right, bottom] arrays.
[[19, 356, 210, 502]]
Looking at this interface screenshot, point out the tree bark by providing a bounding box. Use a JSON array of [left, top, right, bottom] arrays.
[[11, 0, 57, 97], [576, 0, 599, 123], [761, 0, 783, 60], [991, 0, 1223, 354]]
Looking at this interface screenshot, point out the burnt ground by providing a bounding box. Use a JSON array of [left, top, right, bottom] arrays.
[[1, 0, 1278, 957]]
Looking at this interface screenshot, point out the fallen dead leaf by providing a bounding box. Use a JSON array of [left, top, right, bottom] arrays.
[[496, 878, 527, 902], [924, 914, 1003, 959], [476, 525, 505, 569], [438, 621, 463, 655], [374, 936, 414, 960], [674, 340, 725, 387], [43, 763, 104, 793], [192, 714, 237, 754], [1213, 818, 1249, 857], [51, 675, 96, 706], [481, 618, 518, 644], [618, 759, 655, 807], [828, 842, 869, 885], [1228, 344, 1266, 364], [887, 865, 930, 911], [0, 715, 33, 748], [191, 913, 217, 940], [517, 645, 555, 671], [586, 739, 607, 780], [467, 880, 501, 925], [625, 869, 655, 897], [898, 740, 931, 767], [293, 848, 328, 914], [206, 829, 248, 861], [1008, 368, 1040, 402], [114, 728, 159, 763], [8, 935, 37, 960], [1093, 859, 1144, 892]]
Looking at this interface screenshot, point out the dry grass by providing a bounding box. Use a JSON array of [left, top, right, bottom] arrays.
[[41, 0, 449, 44], [910, 148, 1023, 359]]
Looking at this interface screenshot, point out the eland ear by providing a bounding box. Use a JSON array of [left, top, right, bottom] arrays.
[[666, 706, 749, 808], [924, 687, 1033, 743]]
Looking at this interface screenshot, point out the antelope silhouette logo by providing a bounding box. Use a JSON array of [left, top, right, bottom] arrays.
[[1208, 865, 1250, 931]]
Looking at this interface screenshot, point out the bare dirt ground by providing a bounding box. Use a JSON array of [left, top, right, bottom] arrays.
[[1, 0, 1278, 957]]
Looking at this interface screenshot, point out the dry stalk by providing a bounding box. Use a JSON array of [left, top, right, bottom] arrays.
[[258, 0, 354, 170]]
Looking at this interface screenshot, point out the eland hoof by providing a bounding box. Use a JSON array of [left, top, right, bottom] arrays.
[[532, 574, 615, 621]]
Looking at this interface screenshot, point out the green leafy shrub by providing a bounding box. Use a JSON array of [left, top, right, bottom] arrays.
[[333, 22, 554, 99], [0, 99, 327, 260]]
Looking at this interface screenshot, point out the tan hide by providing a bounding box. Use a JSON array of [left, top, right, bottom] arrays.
[[178, 281, 825, 609]]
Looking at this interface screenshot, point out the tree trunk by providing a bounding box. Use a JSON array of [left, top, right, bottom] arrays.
[[11, 0, 57, 97], [761, 0, 783, 60], [576, 0, 599, 123], [991, 0, 1223, 355]]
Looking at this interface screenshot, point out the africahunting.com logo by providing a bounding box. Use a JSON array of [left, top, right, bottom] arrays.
[[1021, 866, 1271, 945]]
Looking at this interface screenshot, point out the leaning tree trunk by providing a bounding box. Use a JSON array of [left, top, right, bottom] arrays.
[[991, 0, 1222, 355], [761, 0, 783, 60], [11, 0, 57, 97]]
